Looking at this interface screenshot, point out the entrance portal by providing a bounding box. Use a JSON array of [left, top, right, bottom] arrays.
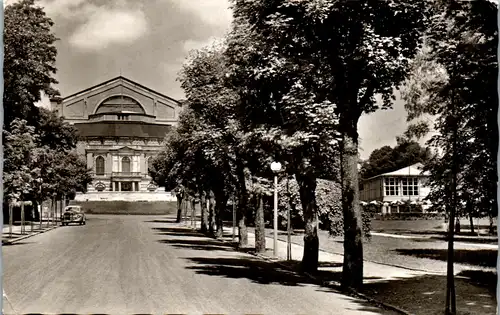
[[121, 182, 132, 192]]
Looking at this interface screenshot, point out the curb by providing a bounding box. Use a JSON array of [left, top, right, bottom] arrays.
[[181, 223, 411, 315], [2, 226, 58, 245]]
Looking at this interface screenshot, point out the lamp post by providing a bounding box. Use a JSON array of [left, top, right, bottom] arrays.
[[270, 161, 282, 257]]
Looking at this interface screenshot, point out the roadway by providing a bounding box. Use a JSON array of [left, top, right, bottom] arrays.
[[2, 214, 396, 314]]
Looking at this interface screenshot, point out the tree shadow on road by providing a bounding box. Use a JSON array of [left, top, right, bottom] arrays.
[[152, 227, 203, 237], [155, 231, 205, 238], [145, 219, 179, 224], [2, 241, 36, 246], [157, 239, 237, 252], [185, 256, 317, 287], [395, 248, 497, 268]]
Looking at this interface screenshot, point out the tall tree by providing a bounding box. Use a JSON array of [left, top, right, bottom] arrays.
[[36, 108, 79, 151], [4, 0, 59, 129], [3, 119, 40, 205], [401, 1, 498, 312], [226, 5, 345, 274], [179, 43, 256, 247], [151, 106, 234, 237], [228, 0, 427, 288]]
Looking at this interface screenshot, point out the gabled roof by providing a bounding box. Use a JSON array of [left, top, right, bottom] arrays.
[[59, 76, 181, 105], [364, 163, 430, 181]]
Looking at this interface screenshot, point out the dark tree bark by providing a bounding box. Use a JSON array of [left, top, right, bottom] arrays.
[[236, 162, 249, 247], [183, 196, 190, 222], [469, 215, 474, 234], [340, 120, 364, 291], [296, 173, 319, 273], [191, 197, 196, 226], [38, 199, 43, 229], [208, 190, 215, 235], [488, 214, 494, 235], [200, 190, 208, 233], [254, 193, 266, 253], [176, 195, 183, 223], [237, 203, 248, 246], [214, 190, 227, 239]]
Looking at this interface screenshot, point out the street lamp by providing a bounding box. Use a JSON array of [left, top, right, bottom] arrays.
[[270, 161, 282, 257]]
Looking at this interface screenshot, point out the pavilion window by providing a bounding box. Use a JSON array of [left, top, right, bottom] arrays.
[[384, 177, 399, 196], [95, 156, 105, 175], [402, 177, 419, 196]]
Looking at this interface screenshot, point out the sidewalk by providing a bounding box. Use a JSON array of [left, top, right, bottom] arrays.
[[2, 221, 58, 244]]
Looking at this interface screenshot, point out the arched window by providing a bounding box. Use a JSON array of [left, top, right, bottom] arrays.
[[95, 156, 105, 175], [122, 156, 131, 173]]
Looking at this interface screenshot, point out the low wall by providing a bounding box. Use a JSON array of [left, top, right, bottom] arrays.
[[74, 192, 177, 202], [374, 212, 445, 220], [69, 200, 178, 215]]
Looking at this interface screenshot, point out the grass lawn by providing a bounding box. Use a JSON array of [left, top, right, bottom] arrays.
[[258, 227, 497, 274], [371, 218, 497, 235]]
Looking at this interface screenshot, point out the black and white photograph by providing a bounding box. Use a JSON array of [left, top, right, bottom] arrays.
[[1, 0, 498, 314]]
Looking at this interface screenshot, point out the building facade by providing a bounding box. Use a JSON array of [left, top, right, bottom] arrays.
[[359, 163, 431, 213], [51, 76, 181, 201]]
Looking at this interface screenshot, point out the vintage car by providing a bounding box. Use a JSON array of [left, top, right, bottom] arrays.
[[61, 206, 86, 226]]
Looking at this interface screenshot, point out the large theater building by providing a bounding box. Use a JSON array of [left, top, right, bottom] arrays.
[[50, 76, 181, 202]]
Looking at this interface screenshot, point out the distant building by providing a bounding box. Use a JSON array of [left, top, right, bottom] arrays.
[[359, 163, 431, 214], [50, 76, 181, 201]]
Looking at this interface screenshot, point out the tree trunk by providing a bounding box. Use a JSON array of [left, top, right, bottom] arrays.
[[191, 198, 196, 227], [469, 215, 474, 234], [340, 125, 364, 291], [9, 202, 13, 239], [183, 196, 190, 222], [237, 203, 248, 247], [286, 175, 297, 231], [38, 200, 43, 230], [236, 162, 249, 247], [254, 193, 266, 253], [21, 200, 25, 235], [488, 214, 494, 235], [214, 191, 227, 239], [208, 191, 215, 235], [296, 173, 319, 273], [200, 191, 208, 233], [176, 196, 183, 223], [466, 201, 474, 234]]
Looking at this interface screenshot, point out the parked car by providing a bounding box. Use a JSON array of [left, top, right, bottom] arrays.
[[61, 206, 86, 226]]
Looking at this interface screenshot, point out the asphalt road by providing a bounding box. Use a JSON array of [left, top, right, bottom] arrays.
[[2, 214, 396, 314]]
